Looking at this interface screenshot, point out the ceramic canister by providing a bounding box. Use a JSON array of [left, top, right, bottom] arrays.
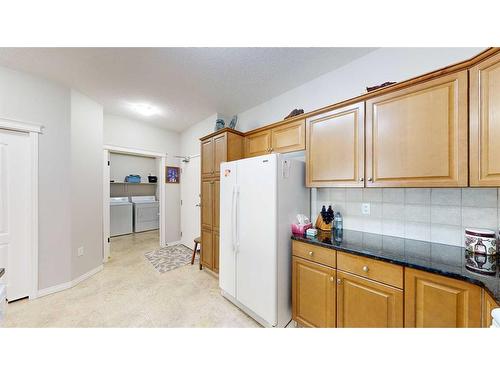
[[465, 228, 497, 255]]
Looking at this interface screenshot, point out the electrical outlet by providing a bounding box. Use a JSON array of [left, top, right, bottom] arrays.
[[362, 203, 371, 215], [77, 246, 84, 257]]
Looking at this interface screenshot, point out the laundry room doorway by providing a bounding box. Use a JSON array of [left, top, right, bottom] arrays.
[[102, 145, 167, 262]]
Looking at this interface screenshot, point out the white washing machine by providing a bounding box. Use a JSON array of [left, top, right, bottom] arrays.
[[130, 196, 159, 232], [110, 197, 133, 236]]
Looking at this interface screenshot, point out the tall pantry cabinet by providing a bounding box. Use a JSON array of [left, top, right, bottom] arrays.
[[200, 129, 244, 272]]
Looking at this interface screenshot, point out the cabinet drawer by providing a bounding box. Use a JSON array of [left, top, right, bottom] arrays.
[[292, 241, 336, 268], [337, 252, 403, 289]]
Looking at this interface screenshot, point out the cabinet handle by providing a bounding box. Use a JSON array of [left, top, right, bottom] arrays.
[[308, 251, 314, 256], [337, 278, 342, 285], [330, 276, 334, 282], [270, 147, 274, 152], [362, 265, 369, 272]]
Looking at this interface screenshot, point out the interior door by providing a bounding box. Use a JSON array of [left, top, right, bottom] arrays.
[[0, 130, 31, 301], [236, 154, 277, 326]]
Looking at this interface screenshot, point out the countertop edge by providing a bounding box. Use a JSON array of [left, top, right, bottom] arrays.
[[291, 236, 500, 305]]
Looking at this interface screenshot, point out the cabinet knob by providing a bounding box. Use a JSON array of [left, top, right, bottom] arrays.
[[308, 251, 314, 256], [359, 177, 364, 182], [362, 265, 369, 272], [368, 177, 373, 182], [330, 276, 334, 282], [337, 278, 342, 285]]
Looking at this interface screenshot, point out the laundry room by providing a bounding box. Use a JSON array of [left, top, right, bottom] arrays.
[[109, 152, 160, 256]]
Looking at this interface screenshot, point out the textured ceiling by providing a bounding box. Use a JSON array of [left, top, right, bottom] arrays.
[[0, 47, 376, 132]]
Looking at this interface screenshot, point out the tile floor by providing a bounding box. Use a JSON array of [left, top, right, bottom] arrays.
[[3, 230, 259, 328]]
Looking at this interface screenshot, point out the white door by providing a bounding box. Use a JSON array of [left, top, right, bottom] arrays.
[[0, 129, 32, 301], [180, 157, 201, 248], [219, 160, 238, 298], [102, 150, 110, 261], [235, 155, 278, 326]]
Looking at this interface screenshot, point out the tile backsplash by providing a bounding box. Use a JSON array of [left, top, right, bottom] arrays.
[[315, 188, 500, 247]]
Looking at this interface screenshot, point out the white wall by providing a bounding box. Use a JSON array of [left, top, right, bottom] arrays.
[[0, 65, 72, 290], [70, 90, 104, 280], [179, 114, 218, 247], [109, 153, 156, 183], [237, 48, 485, 132], [103, 114, 182, 243]]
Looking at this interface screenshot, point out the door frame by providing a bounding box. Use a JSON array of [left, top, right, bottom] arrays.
[[103, 144, 167, 261], [0, 117, 42, 300]]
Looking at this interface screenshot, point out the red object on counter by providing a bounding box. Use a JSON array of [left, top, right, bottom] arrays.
[[291, 223, 312, 236]]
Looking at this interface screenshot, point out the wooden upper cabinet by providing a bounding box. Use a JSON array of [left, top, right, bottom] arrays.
[[271, 119, 305, 154], [337, 271, 403, 328], [306, 102, 365, 187], [213, 133, 227, 178], [365, 71, 468, 187], [470, 52, 500, 186], [200, 180, 213, 229], [405, 268, 481, 328], [201, 138, 214, 179], [292, 256, 336, 328], [245, 130, 271, 158]]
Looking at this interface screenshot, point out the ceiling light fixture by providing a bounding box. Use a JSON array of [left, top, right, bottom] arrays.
[[130, 103, 161, 117]]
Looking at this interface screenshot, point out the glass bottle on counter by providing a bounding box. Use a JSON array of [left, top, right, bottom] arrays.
[[334, 211, 343, 230]]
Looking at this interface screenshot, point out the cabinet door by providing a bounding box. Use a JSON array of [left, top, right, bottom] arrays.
[[306, 102, 365, 187], [470, 52, 500, 186], [212, 179, 220, 231], [201, 228, 213, 269], [201, 138, 214, 179], [292, 257, 336, 327], [271, 119, 305, 154], [366, 71, 468, 187], [213, 133, 227, 178], [405, 268, 481, 328], [337, 271, 403, 328], [245, 130, 271, 158], [201, 180, 213, 229], [482, 290, 499, 328], [213, 231, 219, 273]]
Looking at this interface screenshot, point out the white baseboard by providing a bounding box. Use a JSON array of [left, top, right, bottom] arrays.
[[164, 240, 181, 247], [35, 264, 104, 299]]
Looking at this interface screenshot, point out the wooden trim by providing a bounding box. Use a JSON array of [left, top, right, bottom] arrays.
[[199, 127, 244, 141]]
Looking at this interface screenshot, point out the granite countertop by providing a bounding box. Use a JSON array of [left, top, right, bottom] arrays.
[[292, 229, 500, 304], [0, 268, 4, 279]]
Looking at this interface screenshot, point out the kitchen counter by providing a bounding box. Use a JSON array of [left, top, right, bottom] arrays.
[[0, 268, 4, 279], [292, 229, 500, 304]]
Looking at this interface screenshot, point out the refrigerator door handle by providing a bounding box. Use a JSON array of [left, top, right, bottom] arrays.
[[235, 185, 240, 252], [231, 185, 236, 252]]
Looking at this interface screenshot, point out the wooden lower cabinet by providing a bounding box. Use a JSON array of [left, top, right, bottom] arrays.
[[292, 256, 336, 328], [405, 268, 482, 328], [200, 227, 213, 269], [337, 271, 403, 328], [482, 290, 499, 328], [213, 231, 219, 272]]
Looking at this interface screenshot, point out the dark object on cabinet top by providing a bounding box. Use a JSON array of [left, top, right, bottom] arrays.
[[291, 229, 500, 304], [284, 108, 304, 119], [366, 81, 397, 92], [0, 268, 4, 279]]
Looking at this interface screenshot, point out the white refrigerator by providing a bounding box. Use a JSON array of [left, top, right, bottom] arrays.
[[219, 153, 309, 327]]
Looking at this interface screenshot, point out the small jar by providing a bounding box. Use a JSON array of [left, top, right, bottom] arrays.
[[465, 228, 497, 255]]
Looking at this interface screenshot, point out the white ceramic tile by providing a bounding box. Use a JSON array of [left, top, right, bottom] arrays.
[[430, 224, 462, 246], [404, 205, 430, 223], [462, 188, 497, 208], [346, 188, 363, 202], [430, 205, 461, 226], [363, 188, 382, 203], [405, 222, 431, 241], [462, 207, 498, 229], [383, 188, 405, 203], [368, 203, 382, 218], [405, 188, 431, 205], [363, 217, 382, 234], [316, 188, 330, 201], [332, 203, 346, 215], [346, 202, 362, 216], [382, 219, 405, 237], [431, 188, 461, 206], [382, 203, 405, 220], [330, 188, 346, 202], [316, 201, 330, 216], [343, 216, 364, 231]]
